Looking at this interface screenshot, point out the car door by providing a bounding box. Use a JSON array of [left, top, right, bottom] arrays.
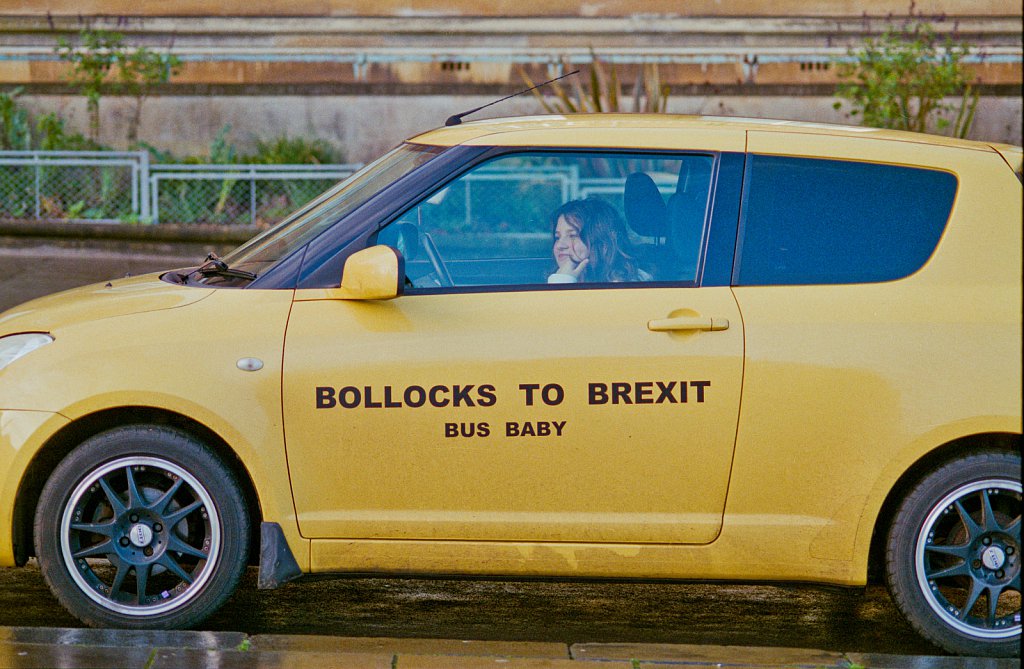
[[281, 147, 745, 546]]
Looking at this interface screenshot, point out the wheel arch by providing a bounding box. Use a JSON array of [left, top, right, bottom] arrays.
[[12, 407, 264, 567], [866, 431, 1021, 583]]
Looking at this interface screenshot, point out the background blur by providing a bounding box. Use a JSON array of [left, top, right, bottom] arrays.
[[1, 0, 1020, 164]]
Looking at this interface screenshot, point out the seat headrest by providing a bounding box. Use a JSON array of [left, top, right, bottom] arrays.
[[623, 172, 668, 238]]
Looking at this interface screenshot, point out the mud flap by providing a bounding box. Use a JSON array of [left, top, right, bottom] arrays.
[[258, 522, 303, 589]]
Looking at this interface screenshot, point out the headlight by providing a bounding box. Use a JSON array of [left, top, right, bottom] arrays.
[[0, 333, 54, 371]]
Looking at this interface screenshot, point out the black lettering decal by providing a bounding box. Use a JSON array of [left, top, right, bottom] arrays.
[[519, 383, 540, 406], [612, 382, 632, 404], [505, 422, 520, 436], [477, 384, 497, 407], [447, 422, 489, 438], [552, 420, 566, 436], [429, 385, 450, 408], [691, 380, 710, 403], [635, 381, 654, 404], [338, 386, 361, 409], [680, 381, 688, 403], [541, 383, 564, 406], [536, 422, 551, 436], [589, 383, 608, 405], [383, 386, 403, 408], [656, 381, 677, 404], [364, 385, 383, 408], [315, 386, 336, 409], [521, 422, 536, 436], [452, 384, 476, 407], [405, 385, 426, 408]]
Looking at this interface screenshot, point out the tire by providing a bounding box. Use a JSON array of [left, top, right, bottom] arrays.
[[885, 451, 1021, 657], [34, 425, 250, 629]]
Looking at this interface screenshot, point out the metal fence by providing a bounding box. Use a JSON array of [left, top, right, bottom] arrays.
[[0, 151, 144, 222], [0, 150, 362, 226]]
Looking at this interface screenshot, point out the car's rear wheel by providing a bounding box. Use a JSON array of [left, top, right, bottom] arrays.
[[34, 426, 249, 629], [886, 451, 1021, 657]]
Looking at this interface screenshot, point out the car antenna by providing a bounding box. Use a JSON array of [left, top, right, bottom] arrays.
[[444, 69, 580, 127]]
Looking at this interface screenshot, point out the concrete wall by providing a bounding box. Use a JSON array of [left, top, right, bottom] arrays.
[[4, 4, 1018, 157], [19, 93, 1022, 163], [4, 1, 1020, 17]]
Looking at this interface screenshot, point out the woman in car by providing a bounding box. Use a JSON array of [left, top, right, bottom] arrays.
[[548, 197, 648, 283]]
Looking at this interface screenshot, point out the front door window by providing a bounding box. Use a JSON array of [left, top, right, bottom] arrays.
[[375, 151, 715, 288]]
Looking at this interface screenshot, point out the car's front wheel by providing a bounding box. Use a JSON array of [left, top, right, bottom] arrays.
[[34, 425, 250, 629], [886, 451, 1021, 657]]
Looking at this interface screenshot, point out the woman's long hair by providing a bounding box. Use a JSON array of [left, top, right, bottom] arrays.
[[552, 198, 641, 282]]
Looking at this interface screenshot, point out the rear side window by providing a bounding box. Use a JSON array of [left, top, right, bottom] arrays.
[[736, 156, 957, 285]]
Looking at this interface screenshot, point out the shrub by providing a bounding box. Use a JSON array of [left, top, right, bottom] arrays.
[[56, 30, 123, 143], [519, 53, 670, 114], [0, 87, 32, 150], [833, 21, 980, 137], [245, 135, 343, 165]]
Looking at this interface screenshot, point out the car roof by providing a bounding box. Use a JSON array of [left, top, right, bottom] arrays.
[[409, 113, 1014, 153]]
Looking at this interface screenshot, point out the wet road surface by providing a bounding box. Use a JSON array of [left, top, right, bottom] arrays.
[[1, 563, 941, 655], [0, 246, 195, 313]]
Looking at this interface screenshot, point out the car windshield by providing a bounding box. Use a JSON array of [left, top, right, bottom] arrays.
[[220, 142, 445, 275]]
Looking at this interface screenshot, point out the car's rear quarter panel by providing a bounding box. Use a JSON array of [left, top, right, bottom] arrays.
[[728, 133, 1022, 583]]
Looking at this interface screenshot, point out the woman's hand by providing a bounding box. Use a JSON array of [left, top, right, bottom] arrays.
[[556, 253, 588, 278]]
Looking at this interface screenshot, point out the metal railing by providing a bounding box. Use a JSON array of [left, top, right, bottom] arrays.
[[0, 150, 362, 226], [1, 151, 694, 229], [148, 163, 360, 227], [0, 151, 148, 222]]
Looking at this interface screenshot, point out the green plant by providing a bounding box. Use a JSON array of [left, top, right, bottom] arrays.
[[150, 125, 247, 224], [117, 212, 154, 225], [35, 112, 99, 151], [244, 135, 344, 219], [57, 28, 179, 145], [65, 200, 86, 218], [520, 53, 670, 114], [209, 125, 240, 218], [208, 124, 238, 164], [136, 141, 176, 163], [833, 21, 980, 137], [246, 135, 343, 165], [0, 87, 32, 150], [117, 45, 180, 144], [57, 29, 124, 143]]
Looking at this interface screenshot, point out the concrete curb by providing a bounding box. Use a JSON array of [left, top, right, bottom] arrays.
[[0, 220, 255, 263], [0, 628, 1017, 669], [0, 220, 257, 246]]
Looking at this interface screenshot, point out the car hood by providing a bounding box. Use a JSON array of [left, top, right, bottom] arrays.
[[0, 273, 214, 335]]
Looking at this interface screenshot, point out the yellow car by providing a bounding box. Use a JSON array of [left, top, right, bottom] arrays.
[[0, 115, 1020, 657]]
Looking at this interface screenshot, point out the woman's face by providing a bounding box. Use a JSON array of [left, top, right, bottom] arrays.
[[553, 216, 590, 266]]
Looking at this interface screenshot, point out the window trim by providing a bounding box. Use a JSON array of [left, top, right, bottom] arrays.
[[288, 145, 488, 290], [732, 154, 959, 287], [372, 146, 732, 295]]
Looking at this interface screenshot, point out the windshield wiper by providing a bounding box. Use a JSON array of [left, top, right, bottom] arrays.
[[195, 253, 257, 281]]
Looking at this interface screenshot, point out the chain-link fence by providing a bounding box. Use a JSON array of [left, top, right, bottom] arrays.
[[0, 151, 361, 226], [149, 164, 358, 227], [0, 151, 143, 222]]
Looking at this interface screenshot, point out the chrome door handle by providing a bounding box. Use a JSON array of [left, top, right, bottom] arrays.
[[647, 316, 730, 332]]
